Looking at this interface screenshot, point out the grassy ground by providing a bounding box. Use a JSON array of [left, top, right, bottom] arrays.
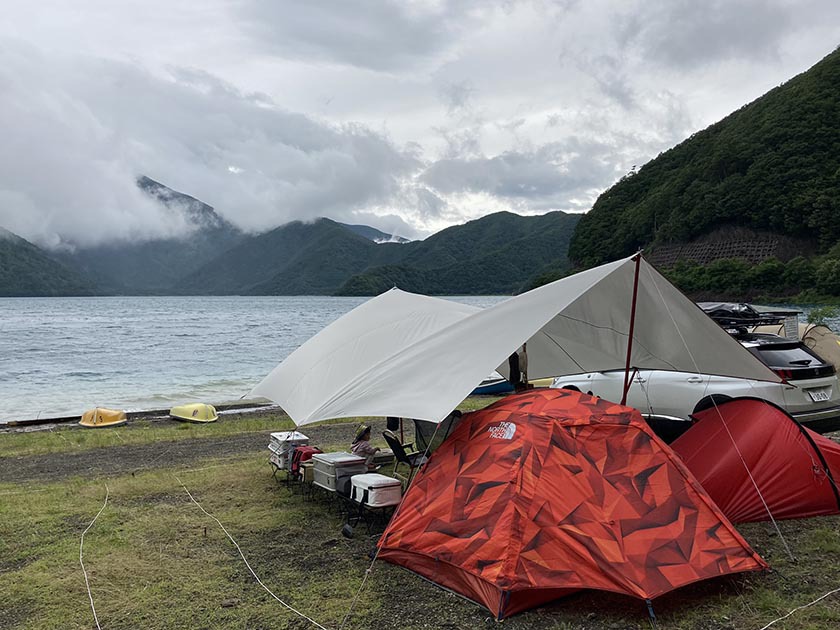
[[1, 402, 839, 629]]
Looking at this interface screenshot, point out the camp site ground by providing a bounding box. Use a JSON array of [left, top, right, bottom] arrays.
[[2, 406, 840, 629]]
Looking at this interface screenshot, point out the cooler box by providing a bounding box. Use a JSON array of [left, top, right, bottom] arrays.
[[350, 473, 402, 508], [268, 431, 309, 470], [312, 452, 367, 494]]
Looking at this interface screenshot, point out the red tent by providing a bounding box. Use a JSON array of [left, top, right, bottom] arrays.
[[671, 397, 840, 523], [378, 389, 766, 619]]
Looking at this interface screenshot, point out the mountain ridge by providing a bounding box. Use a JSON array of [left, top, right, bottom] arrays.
[[177, 211, 580, 295]]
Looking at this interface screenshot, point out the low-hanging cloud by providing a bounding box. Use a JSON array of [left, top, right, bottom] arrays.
[[421, 139, 620, 212], [0, 39, 421, 248], [2, 1, 839, 249]]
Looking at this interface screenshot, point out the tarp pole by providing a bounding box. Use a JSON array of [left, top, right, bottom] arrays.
[[621, 253, 642, 405]]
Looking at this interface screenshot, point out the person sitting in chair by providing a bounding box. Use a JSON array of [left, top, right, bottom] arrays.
[[351, 424, 380, 470]]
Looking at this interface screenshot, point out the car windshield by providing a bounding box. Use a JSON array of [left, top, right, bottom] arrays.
[[753, 344, 826, 368]]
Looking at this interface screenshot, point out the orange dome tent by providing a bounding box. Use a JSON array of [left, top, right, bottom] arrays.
[[378, 389, 766, 619]]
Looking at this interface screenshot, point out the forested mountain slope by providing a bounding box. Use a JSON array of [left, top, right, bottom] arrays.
[[570, 48, 840, 269], [0, 228, 96, 296], [338, 211, 579, 295], [180, 211, 579, 295]]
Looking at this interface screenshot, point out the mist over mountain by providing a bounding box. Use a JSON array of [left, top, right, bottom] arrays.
[[550, 47, 840, 300], [54, 177, 244, 294], [4, 173, 579, 296], [337, 223, 411, 244]]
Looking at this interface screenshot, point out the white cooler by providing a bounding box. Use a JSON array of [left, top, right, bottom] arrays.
[[312, 452, 367, 494], [268, 431, 309, 471], [350, 473, 402, 508]]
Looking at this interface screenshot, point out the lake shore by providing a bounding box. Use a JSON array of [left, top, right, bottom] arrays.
[[0, 399, 279, 433]]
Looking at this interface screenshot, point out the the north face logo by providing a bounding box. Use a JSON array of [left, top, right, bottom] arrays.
[[488, 421, 516, 440]]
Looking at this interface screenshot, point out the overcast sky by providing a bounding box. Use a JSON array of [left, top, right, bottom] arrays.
[[1, 1, 838, 248]]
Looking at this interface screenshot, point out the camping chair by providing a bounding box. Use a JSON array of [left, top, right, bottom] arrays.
[[382, 430, 428, 485]]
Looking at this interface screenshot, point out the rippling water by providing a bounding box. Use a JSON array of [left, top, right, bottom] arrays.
[[0, 295, 505, 423]]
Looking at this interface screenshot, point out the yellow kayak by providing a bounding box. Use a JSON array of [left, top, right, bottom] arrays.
[[170, 403, 218, 423], [80, 408, 127, 428]]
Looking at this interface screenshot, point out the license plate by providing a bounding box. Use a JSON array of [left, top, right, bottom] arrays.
[[808, 389, 831, 402]]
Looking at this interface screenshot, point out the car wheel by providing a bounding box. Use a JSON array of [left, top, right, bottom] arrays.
[[692, 394, 733, 414]]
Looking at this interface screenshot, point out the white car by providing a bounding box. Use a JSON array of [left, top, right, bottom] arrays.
[[551, 332, 840, 441]]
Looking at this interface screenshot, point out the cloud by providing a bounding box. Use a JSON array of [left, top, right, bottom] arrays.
[[0, 39, 421, 248], [439, 79, 477, 114], [2, 1, 838, 249], [614, 0, 803, 70], [421, 138, 621, 212], [347, 211, 422, 240], [237, 0, 489, 72]]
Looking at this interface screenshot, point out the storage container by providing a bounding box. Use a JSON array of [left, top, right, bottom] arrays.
[[269, 451, 285, 470], [312, 452, 367, 494], [268, 431, 309, 470], [350, 473, 402, 508], [300, 461, 314, 484]]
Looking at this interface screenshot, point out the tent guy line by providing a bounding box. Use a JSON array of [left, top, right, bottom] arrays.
[[174, 475, 330, 630], [643, 262, 795, 558], [80, 483, 109, 630], [694, 404, 794, 560], [758, 586, 840, 629]]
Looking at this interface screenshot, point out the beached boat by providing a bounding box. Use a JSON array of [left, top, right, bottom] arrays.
[[80, 407, 127, 428], [472, 375, 514, 396], [170, 403, 218, 423]]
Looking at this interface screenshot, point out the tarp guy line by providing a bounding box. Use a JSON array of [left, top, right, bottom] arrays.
[[175, 475, 330, 630], [80, 483, 109, 630]]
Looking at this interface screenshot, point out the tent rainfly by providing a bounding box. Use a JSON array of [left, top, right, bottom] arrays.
[[672, 397, 840, 523], [249, 255, 780, 426], [378, 389, 768, 619]]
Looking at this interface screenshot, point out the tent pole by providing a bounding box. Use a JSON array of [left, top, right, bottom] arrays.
[[621, 253, 642, 405]]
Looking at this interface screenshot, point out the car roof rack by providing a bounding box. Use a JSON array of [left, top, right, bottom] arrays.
[[697, 302, 798, 331]]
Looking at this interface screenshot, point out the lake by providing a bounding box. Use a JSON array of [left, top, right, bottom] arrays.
[[0, 295, 505, 423]]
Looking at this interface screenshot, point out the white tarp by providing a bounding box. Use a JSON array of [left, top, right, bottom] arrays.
[[250, 255, 780, 425], [249, 289, 481, 424]]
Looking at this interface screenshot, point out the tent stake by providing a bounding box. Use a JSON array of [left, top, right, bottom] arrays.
[[621, 253, 642, 405]]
